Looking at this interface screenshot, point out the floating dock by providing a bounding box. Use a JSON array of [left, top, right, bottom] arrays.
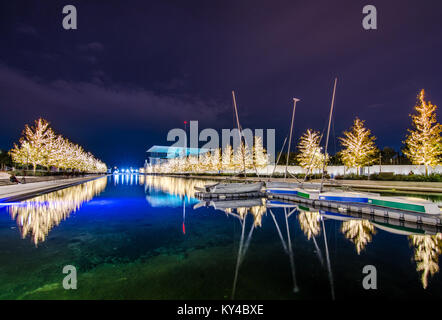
[[268, 193, 442, 227], [195, 181, 442, 227]]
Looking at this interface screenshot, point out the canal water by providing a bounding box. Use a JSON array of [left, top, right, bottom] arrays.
[[0, 175, 441, 299]]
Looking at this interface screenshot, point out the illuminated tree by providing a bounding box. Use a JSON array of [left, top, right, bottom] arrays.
[[222, 145, 234, 170], [198, 152, 212, 172], [296, 129, 327, 172], [176, 154, 187, 173], [10, 118, 54, 172], [339, 117, 378, 174], [9, 118, 107, 173], [166, 158, 180, 173], [186, 155, 199, 172], [253, 136, 269, 168], [233, 142, 253, 172], [404, 90, 442, 175], [210, 148, 222, 172], [10, 141, 31, 169]]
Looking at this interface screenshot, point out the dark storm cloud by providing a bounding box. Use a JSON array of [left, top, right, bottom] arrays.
[[0, 64, 229, 129]]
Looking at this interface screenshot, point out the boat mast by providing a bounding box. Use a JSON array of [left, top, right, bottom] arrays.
[[182, 196, 186, 235], [232, 91, 246, 177], [320, 78, 337, 192], [285, 98, 300, 180], [270, 137, 287, 179]]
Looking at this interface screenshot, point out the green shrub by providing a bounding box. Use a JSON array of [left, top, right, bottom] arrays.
[[369, 173, 442, 182], [335, 174, 366, 180]]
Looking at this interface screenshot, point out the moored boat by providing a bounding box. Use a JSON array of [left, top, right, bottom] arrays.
[[265, 181, 320, 199], [195, 182, 264, 194]]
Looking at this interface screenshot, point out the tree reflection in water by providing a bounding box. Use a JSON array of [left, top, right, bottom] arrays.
[[8, 178, 107, 246], [142, 175, 216, 199], [410, 234, 442, 289], [341, 219, 376, 255], [298, 210, 321, 240]]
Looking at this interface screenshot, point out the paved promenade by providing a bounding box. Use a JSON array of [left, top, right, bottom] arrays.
[[0, 175, 105, 201]]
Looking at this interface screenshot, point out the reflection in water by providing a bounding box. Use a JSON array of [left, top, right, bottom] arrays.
[[410, 234, 442, 289], [204, 200, 298, 299], [196, 190, 442, 293], [227, 200, 270, 299], [113, 173, 140, 186], [295, 207, 335, 299], [142, 175, 216, 199], [341, 220, 376, 255], [298, 211, 321, 240], [244, 202, 267, 227], [8, 178, 107, 245], [203, 198, 267, 228]]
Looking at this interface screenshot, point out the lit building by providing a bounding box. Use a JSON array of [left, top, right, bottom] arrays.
[[145, 145, 209, 165]]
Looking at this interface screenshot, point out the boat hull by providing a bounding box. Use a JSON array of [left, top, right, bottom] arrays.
[[201, 182, 264, 194]]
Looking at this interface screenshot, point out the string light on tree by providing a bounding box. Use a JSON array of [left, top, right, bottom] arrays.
[[222, 145, 234, 171], [403, 89, 442, 175], [339, 117, 378, 174], [296, 129, 327, 172], [253, 136, 269, 168], [10, 118, 107, 173]]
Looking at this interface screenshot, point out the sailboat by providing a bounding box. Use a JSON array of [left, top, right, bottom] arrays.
[[195, 91, 264, 196], [266, 78, 442, 216], [195, 181, 264, 194]]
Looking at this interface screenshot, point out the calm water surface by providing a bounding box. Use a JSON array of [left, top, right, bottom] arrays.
[[0, 174, 441, 299]]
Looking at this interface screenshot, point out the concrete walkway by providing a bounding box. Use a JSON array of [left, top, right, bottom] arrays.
[[0, 175, 105, 201]]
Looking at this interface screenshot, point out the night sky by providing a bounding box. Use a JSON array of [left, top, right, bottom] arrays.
[[1, 0, 441, 167]]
